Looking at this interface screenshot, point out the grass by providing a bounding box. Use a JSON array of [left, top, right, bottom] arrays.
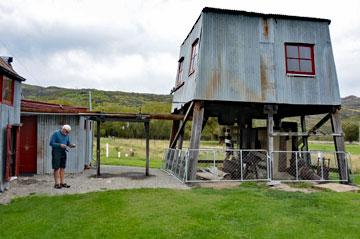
[[97, 138, 222, 169], [308, 142, 360, 155], [1, 186, 360, 239]]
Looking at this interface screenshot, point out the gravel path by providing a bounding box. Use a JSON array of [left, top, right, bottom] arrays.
[[0, 165, 189, 204]]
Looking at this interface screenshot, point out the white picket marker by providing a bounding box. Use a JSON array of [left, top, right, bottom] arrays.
[[106, 143, 109, 158], [118, 152, 121, 158]]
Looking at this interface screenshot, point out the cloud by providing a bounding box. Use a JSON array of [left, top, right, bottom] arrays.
[[0, 0, 358, 96]]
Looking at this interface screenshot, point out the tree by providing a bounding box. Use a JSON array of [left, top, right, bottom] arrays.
[[343, 123, 359, 143]]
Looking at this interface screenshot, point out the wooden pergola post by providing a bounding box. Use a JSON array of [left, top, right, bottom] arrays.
[[144, 121, 150, 176], [96, 120, 101, 177]]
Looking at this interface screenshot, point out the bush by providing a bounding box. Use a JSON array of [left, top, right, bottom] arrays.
[[343, 123, 359, 142]]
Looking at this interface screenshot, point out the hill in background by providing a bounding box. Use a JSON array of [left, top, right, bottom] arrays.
[[22, 83, 359, 115], [22, 84, 172, 113], [21, 84, 359, 140]]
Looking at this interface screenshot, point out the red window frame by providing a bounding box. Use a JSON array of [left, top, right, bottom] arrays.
[[189, 39, 199, 76], [1, 75, 15, 106], [175, 57, 184, 86], [285, 43, 315, 75]]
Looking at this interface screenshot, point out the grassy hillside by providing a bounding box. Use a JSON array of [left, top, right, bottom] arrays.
[[21, 84, 359, 141], [22, 84, 172, 113]]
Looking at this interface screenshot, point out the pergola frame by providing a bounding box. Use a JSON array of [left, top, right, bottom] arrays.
[[80, 112, 188, 177]]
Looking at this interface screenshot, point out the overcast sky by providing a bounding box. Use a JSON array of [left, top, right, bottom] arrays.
[[0, 0, 359, 96]]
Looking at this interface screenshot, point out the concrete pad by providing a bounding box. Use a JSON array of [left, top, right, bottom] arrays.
[[0, 165, 189, 205], [270, 183, 317, 193], [193, 181, 241, 189], [313, 183, 359, 192]]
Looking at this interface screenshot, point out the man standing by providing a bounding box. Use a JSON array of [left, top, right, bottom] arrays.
[[50, 125, 76, 189]]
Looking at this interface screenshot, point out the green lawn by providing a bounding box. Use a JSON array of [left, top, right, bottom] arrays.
[[308, 142, 360, 155], [1, 185, 359, 239]]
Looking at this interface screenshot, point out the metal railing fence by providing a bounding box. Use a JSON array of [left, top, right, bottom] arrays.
[[162, 148, 350, 183]]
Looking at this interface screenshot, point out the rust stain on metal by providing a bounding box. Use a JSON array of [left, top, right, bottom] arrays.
[[262, 18, 269, 40], [260, 55, 269, 101], [205, 70, 221, 99]]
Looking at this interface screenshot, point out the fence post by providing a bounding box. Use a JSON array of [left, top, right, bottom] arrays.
[[295, 152, 299, 181], [240, 150, 243, 181]]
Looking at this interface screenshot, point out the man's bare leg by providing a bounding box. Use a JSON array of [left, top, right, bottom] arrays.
[[54, 169, 60, 185], [60, 168, 65, 184]]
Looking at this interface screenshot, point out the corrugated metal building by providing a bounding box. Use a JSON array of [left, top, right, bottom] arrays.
[[0, 57, 26, 191], [20, 100, 93, 174], [168, 8, 348, 181], [171, 7, 340, 118]]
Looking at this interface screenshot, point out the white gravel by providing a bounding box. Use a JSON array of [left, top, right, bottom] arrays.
[[0, 165, 189, 204]]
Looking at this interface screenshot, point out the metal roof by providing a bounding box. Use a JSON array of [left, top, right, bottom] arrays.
[[202, 7, 331, 24], [21, 99, 89, 114], [0, 57, 26, 82]]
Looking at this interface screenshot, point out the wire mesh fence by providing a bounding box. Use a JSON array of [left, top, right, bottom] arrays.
[[162, 148, 350, 183], [271, 151, 349, 182]]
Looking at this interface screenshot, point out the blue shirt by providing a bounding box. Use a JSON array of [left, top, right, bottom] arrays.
[[49, 129, 71, 151]]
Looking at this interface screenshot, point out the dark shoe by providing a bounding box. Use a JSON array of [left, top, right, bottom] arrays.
[[61, 183, 70, 188], [54, 184, 62, 189]]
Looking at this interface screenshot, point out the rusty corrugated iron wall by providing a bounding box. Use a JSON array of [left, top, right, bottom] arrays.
[[171, 15, 203, 112], [172, 9, 340, 112], [36, 115, 92, 174], [0, 81, 21, 191]]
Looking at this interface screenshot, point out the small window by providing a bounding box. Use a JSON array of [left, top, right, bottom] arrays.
[[285, 43, 315, 75], [175, 57, 184, 86], [2, 76, 14, 105], [189, 39, 199, 75]]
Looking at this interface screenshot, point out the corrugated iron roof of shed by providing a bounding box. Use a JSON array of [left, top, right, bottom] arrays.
[[181, 7, 331, 46], [0, 57, 26, 81], [21, 99, 89, 114]]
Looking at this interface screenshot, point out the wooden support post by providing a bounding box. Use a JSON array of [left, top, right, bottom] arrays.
[[330, 109, 349, 183], [170, 102, 194, 149], [169, 120, 180, 148], [300, 115, 310, 165], [144, 121, 150, 176], [264, 105, 276, 179], [96, 120, 101, 177], [188, 101, 204, 180], [264, 105, 275, 154], [177, 127, 185, 149], [300, 115, 309, 151]]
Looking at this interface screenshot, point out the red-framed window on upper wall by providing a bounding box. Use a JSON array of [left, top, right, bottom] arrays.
[[1, 75, 15, 106], [285, 43, 315, 75], [189, 39, 199, 75], [175, 57, 184, 86]]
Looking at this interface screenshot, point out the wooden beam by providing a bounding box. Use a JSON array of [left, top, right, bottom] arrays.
[[96, 120, 101, 177], [330, 110, 349, 183], [188, 101, 205, 180], [80, 112, 190, 121], [297, 113, 331, 146], [169, 102, 194, 149], [144, 121, 150, 176], [308, 113, 331, 134]]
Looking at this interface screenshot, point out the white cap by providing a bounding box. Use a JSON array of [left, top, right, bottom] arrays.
[[62, 124, 71, 132]]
